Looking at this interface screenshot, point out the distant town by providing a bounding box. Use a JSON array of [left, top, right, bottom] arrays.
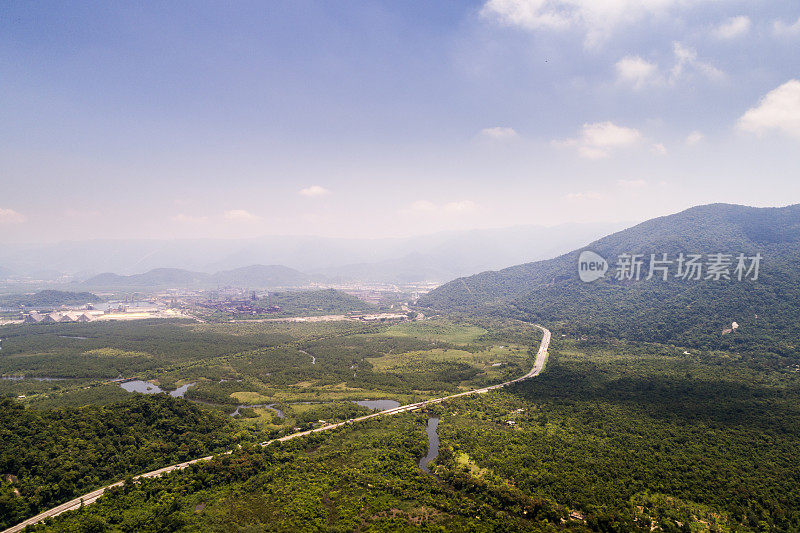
[[0, 281, 436, 326]]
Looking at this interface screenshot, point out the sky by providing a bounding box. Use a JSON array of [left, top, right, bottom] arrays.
[[2, 0, 800, 243]]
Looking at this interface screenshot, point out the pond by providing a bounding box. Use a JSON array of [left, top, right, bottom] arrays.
[[353, 399, 400, 411], [419, 417, 440, 475], [119, 380, 195, 397], [170, 383, 195, 397]]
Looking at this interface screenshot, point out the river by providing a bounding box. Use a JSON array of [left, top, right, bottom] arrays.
[[119, 380, 195, 397], [419, 417, 440, 474], [354, 399, 400, 411]]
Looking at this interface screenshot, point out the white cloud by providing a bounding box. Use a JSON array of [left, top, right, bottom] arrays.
[[576, 146, 609, 159], [617, 179, 647, 189], [773, 16, 800, 36], [557, 121, 642, 159], [670, 42, 724, 83], [615, 56, 659, 89], [614, 43, 722, 90], [650, 143, 668, 155], [480, 0, 709, 47], [444, 200, 478, 213], [0, 208, 26, 225], [172, 214, 209, 224], [224, 209, 261, 222], [565, 191, 605, 201], [299, 185, 331, 197], [685, 131, 704, 145], [713, 16, 751, 39], [738, 80, 800, 139], [582, 122, 642, 147], [480, 126, 518, 140], [481, 0, 571, 31]]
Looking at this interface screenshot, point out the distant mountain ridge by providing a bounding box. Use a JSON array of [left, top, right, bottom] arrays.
[[82, 265, 311, 289], [420, 203, 800, 354], [0, 222, 627, 283]]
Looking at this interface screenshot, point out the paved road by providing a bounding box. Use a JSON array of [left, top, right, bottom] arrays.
[[4, 325, 550, 533]]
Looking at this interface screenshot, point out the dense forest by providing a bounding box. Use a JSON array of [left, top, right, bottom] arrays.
[[0, 395, 234, 529], [23, 415, 576, 532]]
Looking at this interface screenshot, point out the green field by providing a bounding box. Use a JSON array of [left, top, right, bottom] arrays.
[[379, 320, 488, 344]]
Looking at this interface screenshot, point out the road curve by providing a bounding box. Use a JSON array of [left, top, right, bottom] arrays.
[[4, 325, 550, 533]]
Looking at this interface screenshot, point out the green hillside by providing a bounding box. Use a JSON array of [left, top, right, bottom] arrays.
[[420, 204, 800, 354]]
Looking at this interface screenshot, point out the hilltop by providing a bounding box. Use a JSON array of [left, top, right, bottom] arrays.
[[420, 203, 800, 353], [82, 265, 311, 290], [0, 290, 103, 308]]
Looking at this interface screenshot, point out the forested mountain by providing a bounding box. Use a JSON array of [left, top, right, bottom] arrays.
[[0, 290, 102, 308], [83, 268, 210, 288], [82, 265, 310, 289], [420, 204, 800, 353]]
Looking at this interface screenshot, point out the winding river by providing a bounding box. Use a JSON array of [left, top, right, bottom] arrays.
[[419, 417, 440, 474], [119, 380, 195, 398]]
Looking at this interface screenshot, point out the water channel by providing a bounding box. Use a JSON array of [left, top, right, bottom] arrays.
[[119, 380, 195, 398], [354, 399, 400, 411], [419, 417, 440, 474]]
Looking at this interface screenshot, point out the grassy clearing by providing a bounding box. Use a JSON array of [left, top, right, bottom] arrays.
[[367, 345, 527, 372], [455, 452, 490, 479], [229, 391, 273, 404], [380, 319, 486, 344]]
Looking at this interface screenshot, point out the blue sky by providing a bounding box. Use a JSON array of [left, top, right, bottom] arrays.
[[2, 1, 799, 242]]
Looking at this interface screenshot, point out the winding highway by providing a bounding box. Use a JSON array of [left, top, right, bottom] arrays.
[[4, 325, 550, 533]]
